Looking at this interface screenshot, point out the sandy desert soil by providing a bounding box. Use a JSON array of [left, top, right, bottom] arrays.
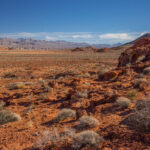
[[0, 47, 150, 150]]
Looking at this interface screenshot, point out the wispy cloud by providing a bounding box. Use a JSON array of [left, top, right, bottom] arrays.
[[72, 34, 93, 39], [0, 32, 46, 38], [98, 32, 142, 44], [0, 32, 146, 44], [99, 33, 134, 40], [45, 36, 56, 41]]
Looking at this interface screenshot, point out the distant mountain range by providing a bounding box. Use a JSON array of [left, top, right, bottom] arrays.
[[0, 38, 119, 50], [0, 33, 149, 50]]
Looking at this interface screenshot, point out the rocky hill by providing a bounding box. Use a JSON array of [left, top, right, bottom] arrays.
[[124, 33, 150, 46], [0, 38, 111, 50]]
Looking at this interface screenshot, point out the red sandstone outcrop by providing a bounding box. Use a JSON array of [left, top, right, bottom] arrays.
[[118, 38, 150, 67], [71, 46, 98, 52], [96, 47, 110, 52]]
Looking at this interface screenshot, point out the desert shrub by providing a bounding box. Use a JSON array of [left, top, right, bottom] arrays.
[[74, 90, 88, 98], [127, 89, 138, 100], [134, 78, 147, 86], [77, 116, 99, 129], [44, 86, 53, 93], [127, 100, 150, 132], [38, 92, 49, 100], [55, 109, 76, 122], [72, 130, 104, 149], [104, 91, 114, 98], [0, 101, 5, 110], [98, 68, 109, 77], [8, 82, 26, 90], [84, 82, 91, 86], [143, 67, 150, 74], [116, 97, 131, 109], [0, 110, 21, 125], [2, 72, 16, 78], [35, 130, 51, 150], [114, 81, 121, 86], [35, 127, 76, 150], [134, 78, 148, 90]]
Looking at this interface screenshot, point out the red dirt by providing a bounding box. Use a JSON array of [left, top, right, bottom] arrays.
[[0, 43, 150, 150]]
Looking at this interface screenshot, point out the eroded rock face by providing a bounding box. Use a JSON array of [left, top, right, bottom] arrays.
[[118, 38, 150, 67], [71, 46, 98, 52]]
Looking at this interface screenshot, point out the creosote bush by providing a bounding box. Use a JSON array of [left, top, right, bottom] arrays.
[[127, 100, 150, 132], [2, 72, 16, 78], [8, 82, 26, 90], [77, 116, 99, 129], [38, 92, 49, 100], [104, 91, 115, 98], [127, 89, 138, 100], [0, 101, 5, 110], [0, 110, 21, 125], [135, 78, 147, 86], [72, 130, 104, 149], [134, 78, 148, 90], [116, 97, 131, 109], [74, 90, 88, 98], [55, 108, 76, 122], [35, 127, 76, 150]]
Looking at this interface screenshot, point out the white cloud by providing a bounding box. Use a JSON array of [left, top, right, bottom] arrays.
[[99, 33, 134, 40], [72, 34, 93, 39], [45, 36, 56, 41], [17, 32, 38, 37]]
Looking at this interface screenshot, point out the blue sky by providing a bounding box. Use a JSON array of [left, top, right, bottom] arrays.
[[0, 0, 149, 44]]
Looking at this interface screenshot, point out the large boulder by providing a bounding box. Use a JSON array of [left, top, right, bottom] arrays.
[[98, 70, 121, 81], [118, 38, 150, 67]]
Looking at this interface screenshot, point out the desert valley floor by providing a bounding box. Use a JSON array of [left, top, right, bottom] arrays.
[[0, 42, 150, 150]]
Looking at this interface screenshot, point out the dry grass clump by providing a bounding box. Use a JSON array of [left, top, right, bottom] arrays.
[[104, 91, 115, 98], [0, 110, 21, 125], [0, 101, 6, 110], [2, 71, 16, 78], [73, 90, 88, 99], [38, 92, 49, 100], [55, 109, 76, 122], [8, 82, 26, 90], [143, 67, 150, 74], [134, 78, 147, 86], [127, 100, 150, 132], [77, 116, 99, 129], [35, 127, 76, 150], [134, 78, 148, 90], [116, 97, 131, 109], [127, 89, 138, 100], [72, 130, 104, 149]]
